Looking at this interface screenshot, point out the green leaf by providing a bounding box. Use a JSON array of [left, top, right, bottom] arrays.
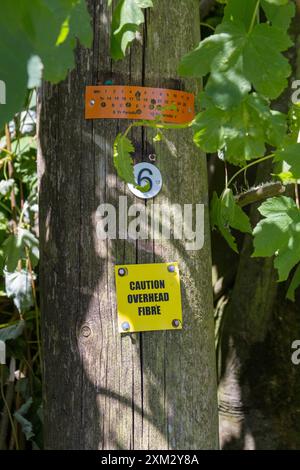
[[193, 93, 286, 165], [153, 133, 162, 142], [243, 23, 292, 99], [0, 211, 8, 232], [192, 103, 225, 153], [2, 228, 39, 272], [224, 0, 258, 30], [14, 144, 37, 188], [5, 269, 34, 312], [253, 196, 300, 282], [288, 103, 300, 142], [276, 171, 298, 184], [0, 320, 25, 342], [262, 0, 295, 30], [113, 133, 136, 184], [274, 143, 300, 179], [286, 263, 300, 301], [20, 229, 39, 267], [29, 0, 92, 83], [0, 2, 31, 129], [263, 0, 289, 5], [179, 20, 292, 107], [178, 26, 232, 78], [211, 189, 252, 253], [111, 0, 153, 60], [0, 0, 92, 128], [11, 136, 37, 157], [206, 61, 251, 109], [2, 235, 22, 272]]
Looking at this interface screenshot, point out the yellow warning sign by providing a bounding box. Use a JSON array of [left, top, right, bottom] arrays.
[[115, 263, 183, 333]]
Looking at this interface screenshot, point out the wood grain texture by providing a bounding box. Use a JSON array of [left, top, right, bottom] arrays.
[[38, 0, 218, 450]]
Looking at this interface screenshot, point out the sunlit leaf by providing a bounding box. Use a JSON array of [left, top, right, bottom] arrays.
[[211, 189, 252, 252], [253, 196, 300, 284]]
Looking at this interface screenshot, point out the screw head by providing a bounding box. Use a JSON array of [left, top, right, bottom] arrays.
[[80, 325, 91, 337], [168, 265, 175, 273], [149, 153, 156, 162], [118, 267, 127, 276], [172, 319, 181, 328], [90, 99, 95, 106], [122, 322, 130, 332]]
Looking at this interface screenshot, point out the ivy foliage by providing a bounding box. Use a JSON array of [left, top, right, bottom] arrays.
[[0, 0, 92, 129]]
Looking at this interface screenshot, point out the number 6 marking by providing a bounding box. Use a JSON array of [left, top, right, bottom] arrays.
[[128, 163, 162, 200], [137, 168, 154, 191]]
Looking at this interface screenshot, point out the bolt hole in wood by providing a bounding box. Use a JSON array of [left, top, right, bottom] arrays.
[[80, 324, 92, 338]]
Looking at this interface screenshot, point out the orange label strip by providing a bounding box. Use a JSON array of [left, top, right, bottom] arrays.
[[85, 85, 195, 124]]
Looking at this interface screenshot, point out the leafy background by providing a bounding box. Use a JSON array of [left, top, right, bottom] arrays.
[[0, 0, 300, 449], [0, 0, 92, 449]]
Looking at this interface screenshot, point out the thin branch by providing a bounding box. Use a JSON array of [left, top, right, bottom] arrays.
[[227, 154, 274, 188], [26, 250, 43, 374], [0, 365, 19, 450], [5, 125, 17, 230], [235, 182, 286, 208], [295, 183, 299, 208]]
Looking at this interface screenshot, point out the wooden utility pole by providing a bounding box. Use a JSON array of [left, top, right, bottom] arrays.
[[38, 0, 218, 449]]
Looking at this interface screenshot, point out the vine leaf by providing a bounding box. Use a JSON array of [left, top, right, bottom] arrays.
[[288, 103, 300, 142], [1, 228, 39, 272], [113, 133, 152, 192], [0, 320, 25, 342], [0, 0, 92, 129], [205, 62, 251, 110], [263, 0, 290, 6], [211, 189, 252, 253], [5, 269, 34, 313], [224, 0, 259, 30], [193, 93, 286, 166], [111, 0, 153, 60], [0, 212, 7, 232], [253, 196, 300, 284], [179, 19, 292, 108], [262, 0, 295, 30], [274, 143, 300, 179], [113, 133, 136, 185]]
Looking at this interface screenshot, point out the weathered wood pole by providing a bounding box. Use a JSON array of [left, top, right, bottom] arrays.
[[38, 0, 218, 450]]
